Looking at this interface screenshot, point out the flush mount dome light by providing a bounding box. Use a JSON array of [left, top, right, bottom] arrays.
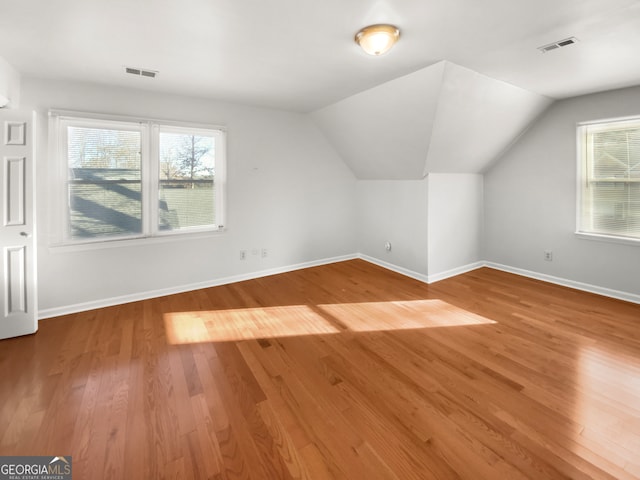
[[355, 24, 400, 56]]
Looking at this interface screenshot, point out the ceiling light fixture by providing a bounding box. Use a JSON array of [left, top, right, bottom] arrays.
[[0, 94, 9, 108], [355, 24, 400, 56]]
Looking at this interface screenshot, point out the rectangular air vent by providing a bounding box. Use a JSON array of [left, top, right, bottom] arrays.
[[538, 37, 578, 53], [124, 66, 158, 78]]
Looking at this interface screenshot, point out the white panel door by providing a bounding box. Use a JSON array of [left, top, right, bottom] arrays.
[[0, 110, 37, 339]]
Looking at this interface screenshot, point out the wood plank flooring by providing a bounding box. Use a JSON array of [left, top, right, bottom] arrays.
[[2, 259, 640, 479]]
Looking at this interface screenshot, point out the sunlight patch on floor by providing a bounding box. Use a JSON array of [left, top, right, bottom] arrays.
[[164, 299, 496, 344], [164, 305, 339, 344], [316, 299, 495, 332]]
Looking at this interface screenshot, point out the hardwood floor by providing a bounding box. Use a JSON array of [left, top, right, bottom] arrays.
[[1, 259, 640, 479]]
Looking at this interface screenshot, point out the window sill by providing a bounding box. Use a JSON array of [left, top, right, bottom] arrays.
[[48, 228, 226, 253], [574, 231, 640, 247]]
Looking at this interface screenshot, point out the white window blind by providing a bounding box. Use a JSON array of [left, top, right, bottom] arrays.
[[158, 126, 220, 233], [578, 117, 640, 241], [66, 121, 143, 240]]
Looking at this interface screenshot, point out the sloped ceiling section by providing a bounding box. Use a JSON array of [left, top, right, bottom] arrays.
[[425, 62, 553, 174], [311, 61, 553, 179], [311, 62, 445, 180]]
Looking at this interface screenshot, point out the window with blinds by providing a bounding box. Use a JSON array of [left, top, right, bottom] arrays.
[[51, 112, 226, 245], [578, 117, 640, 241], [66, 122, 143, 239], [158, 127, 217, 233]]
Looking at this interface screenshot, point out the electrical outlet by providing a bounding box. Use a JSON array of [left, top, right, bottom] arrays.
[[544, 250, 553, 261], [240, 250, 247, 260], [261, 248, 268, 258]]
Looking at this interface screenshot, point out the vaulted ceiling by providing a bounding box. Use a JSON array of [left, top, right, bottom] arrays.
[[1, 0, 639, 112]]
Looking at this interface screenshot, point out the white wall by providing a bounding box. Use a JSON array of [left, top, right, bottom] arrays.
[[0, 56, 20, 108], [22, 77, 357, 315], [427, 174, 483, 279], [23, 76, 639, 315], [356, 179, 428, 276], [356, 175, 483, 282], [484, 85, 640, 296]]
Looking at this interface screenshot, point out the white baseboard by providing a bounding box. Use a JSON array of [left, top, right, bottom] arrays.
[[485, 262, 640, 305], [38, 254, 358, 319], [39, 253, 639, 319], [357, 254, 430, 283], [356, 255, 484, 285], [358, 255, 640, 304], [427, 261, 486, 284]]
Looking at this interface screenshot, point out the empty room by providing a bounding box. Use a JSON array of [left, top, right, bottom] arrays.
[[1, 1, 640, 479]]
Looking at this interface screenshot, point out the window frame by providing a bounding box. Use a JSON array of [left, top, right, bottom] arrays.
[[49, 110, 227, 248], [576, 115, 640, 246]]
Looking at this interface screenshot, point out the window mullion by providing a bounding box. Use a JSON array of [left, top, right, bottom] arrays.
[[59, 118, 72, 243], [145, 123, 159, 237], [215, 129, 227, 229]]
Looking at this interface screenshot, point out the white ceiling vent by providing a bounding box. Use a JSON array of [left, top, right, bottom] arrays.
[[537, 37, 578, 53], [124, 66, 158, 78]]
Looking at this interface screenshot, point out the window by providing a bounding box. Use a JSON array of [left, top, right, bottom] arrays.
[[577, 117, 640, 242], [50, 112, 226, 245]]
